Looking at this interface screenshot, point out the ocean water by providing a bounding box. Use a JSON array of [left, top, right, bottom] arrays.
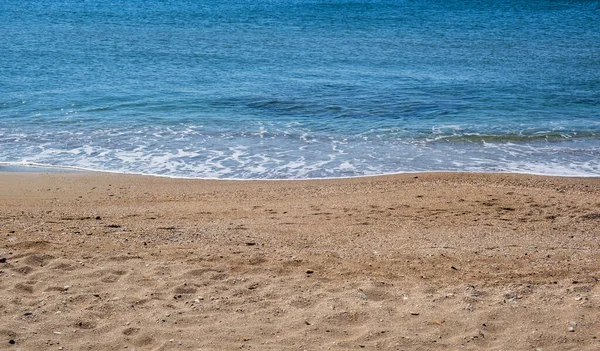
[[1, 0, 599, 179]]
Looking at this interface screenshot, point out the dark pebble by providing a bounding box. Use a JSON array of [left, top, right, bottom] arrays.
[[0, 258, 6, 263], [306, 270, 314, 274], [451, 266, 458, 270], [95, 216, 102, 220], [246, 242, 256, 246], [9, 340, 15, 344]]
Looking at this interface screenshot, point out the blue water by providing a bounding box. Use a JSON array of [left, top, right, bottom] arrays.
[[1, 0, 599, 179]]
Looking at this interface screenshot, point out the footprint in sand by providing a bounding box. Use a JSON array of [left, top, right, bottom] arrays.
[[23, 254, 56, 267], [13, 282, 35, 294], [99, 269, 129, 283]]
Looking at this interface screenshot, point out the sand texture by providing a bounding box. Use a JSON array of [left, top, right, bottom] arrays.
[[0, 172, 599, 350]]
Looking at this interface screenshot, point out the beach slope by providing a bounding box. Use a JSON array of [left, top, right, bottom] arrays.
[[1, 172, 599, 350]]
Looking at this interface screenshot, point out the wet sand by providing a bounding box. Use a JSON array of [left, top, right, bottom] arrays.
[[1, 172, 599, 350]]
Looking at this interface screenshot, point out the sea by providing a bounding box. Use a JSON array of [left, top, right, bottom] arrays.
[[1, 0, 599, 179]]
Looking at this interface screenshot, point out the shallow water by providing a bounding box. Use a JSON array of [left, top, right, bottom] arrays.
[[1, 0, 599, 178]]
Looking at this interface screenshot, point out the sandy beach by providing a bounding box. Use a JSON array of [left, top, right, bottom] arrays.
[[0, 171, 599, 350]]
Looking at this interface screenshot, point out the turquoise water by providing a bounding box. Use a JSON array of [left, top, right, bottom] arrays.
[[1, 0, 599, 178]]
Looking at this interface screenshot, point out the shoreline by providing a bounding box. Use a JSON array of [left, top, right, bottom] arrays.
[[1, 162, 599, 180], [1, 171, 599, 350]]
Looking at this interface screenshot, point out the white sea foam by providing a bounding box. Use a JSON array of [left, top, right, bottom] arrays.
[[1, 116, 599, 179]]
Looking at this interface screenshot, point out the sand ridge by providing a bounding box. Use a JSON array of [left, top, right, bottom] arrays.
[[0, 172, 599, 350]]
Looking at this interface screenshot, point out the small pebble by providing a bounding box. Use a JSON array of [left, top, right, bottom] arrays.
[[9, 339, 15, 344], [569, 326, 575, 332], [0, 258, 6, 263]]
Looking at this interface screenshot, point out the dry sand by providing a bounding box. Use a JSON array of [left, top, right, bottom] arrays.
[[0, 171, 599, 350]]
